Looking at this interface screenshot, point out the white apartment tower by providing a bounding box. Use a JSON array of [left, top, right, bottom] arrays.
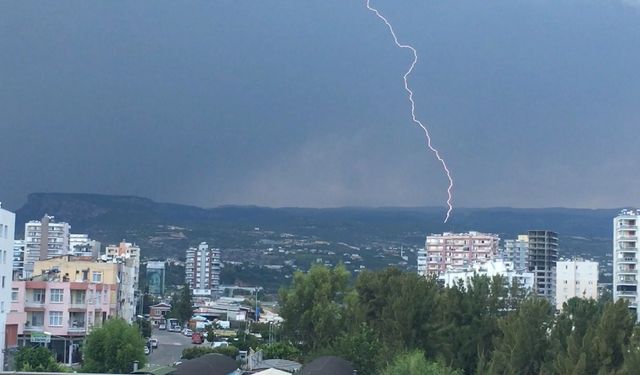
[[23, 215, 70, 277], [185, 242, 221, 297], [0, 205, 16, 370], [419, 231, 500, 276], [613, 210, 640, 320], [555, 259, 599, 311]]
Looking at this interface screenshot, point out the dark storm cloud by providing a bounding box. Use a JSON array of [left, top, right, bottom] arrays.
[[1, 0, 639, 210]]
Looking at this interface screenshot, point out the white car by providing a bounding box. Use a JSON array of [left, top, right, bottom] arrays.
[[149, 338, 158, 348], [144, 346, 150, 355], [182, 328, 193, 337]]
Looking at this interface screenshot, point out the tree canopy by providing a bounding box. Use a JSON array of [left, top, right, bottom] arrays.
[[276, 264, 636, 375], [82, 318, 147, 373], [15, 346, 65, 372]]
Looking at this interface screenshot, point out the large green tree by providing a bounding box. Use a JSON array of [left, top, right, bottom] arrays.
[[380, 350, 462, 375], [485, 297, 553, 375], [170, 284, 193, 324], [82, 318, 147, 373], [279, 264, 350, 350]]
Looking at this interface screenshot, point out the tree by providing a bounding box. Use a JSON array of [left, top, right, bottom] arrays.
[[82, 318, 147, 373], [486, 297, 553, 375], [279, 264, 351, 350], [135, 318, 152, 338], [380, 351, 462, 375], [260, 342, 301, 362], [15, 346, 65, 372], [328, 323, 381, 375], [170, 284, 193, 324]]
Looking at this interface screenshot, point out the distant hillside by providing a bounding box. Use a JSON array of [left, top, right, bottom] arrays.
[[15, 193, 620, 259]]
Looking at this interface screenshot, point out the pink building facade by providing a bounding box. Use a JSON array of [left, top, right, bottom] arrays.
[[422, 231, 500, 275], [7, 279, 117, 361]]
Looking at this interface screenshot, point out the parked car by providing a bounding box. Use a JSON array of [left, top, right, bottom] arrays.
[[158, 324, 166, 330], [144, 346, 150, 355], [182, 328, 193, 337], [191, 332, 204, 344], [149, 338, 158, 348]]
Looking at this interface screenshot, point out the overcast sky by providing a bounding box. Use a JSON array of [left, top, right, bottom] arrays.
[[1, 0, 639, 211]]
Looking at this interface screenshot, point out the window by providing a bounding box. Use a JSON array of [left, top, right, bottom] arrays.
[[1, 276, 4, 288], [92, 272, 102, 283], [11, 288, 18, 302], [1, 302, 4, 313], [50, 289, 64, 303], [32, 289, 45, 303], [49, 311, 63, 327]]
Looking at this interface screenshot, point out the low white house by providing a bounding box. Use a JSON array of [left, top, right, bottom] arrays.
[[439, 260, 534, 292]]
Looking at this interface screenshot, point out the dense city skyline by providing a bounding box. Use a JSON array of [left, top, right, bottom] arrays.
[[2, 1, 640, 210]]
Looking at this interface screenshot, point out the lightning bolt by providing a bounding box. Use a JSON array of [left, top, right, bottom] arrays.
[[365, 0, 454, 223]]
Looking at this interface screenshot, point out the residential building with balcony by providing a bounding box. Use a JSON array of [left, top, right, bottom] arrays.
[[528, 230, 559, 304], [7, 266, 116, 363], [0, 205, 16, 370], [185, 242, 221, 297], [13, 240, 25, 281], [101, 242, 140, 322], [419, 231, 500, 276], [555, 258, 598, 310], [23, 215, 70, 278], [501, 235, 529, 271], [69, 234, 100, 259], [613, 209, 640, 320]]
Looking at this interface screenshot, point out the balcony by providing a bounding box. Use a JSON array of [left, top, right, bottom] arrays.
[[23, 324, 44, 332], [24, 300, 45, 309]]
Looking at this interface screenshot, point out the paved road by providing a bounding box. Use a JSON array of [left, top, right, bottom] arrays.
[[148, 328, 197, 366]]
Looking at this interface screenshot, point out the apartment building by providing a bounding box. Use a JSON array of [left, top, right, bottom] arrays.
[[69, 234, 100, 259], [7, 265, 117, 364], [0, 205, 16, 370], [12, 240, 25, 281], [101, 242, 140, 321], [555, 259, 598, 310], [613, 209, 639, 320], [185, 242, 221, 297], [502, 235, 529, 270], [439, 259, 534, 291], [419, 231, 499, 276], [23, 215, 70, 277], [528, 230, 559, 303]]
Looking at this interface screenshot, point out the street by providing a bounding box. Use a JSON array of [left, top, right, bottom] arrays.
[[147, 328, 197, 366]]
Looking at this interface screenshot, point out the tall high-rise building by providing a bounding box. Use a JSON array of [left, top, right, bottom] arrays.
[[528, 230, 559, 303], [0, 205, 16, 369], [418, 231, 500, 276], [502, 235, 529, 271], [185, 242, 221, 297], [23, 215, 70, 277], [555, 259, 598, 310], [613, 209, 639, 320]]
